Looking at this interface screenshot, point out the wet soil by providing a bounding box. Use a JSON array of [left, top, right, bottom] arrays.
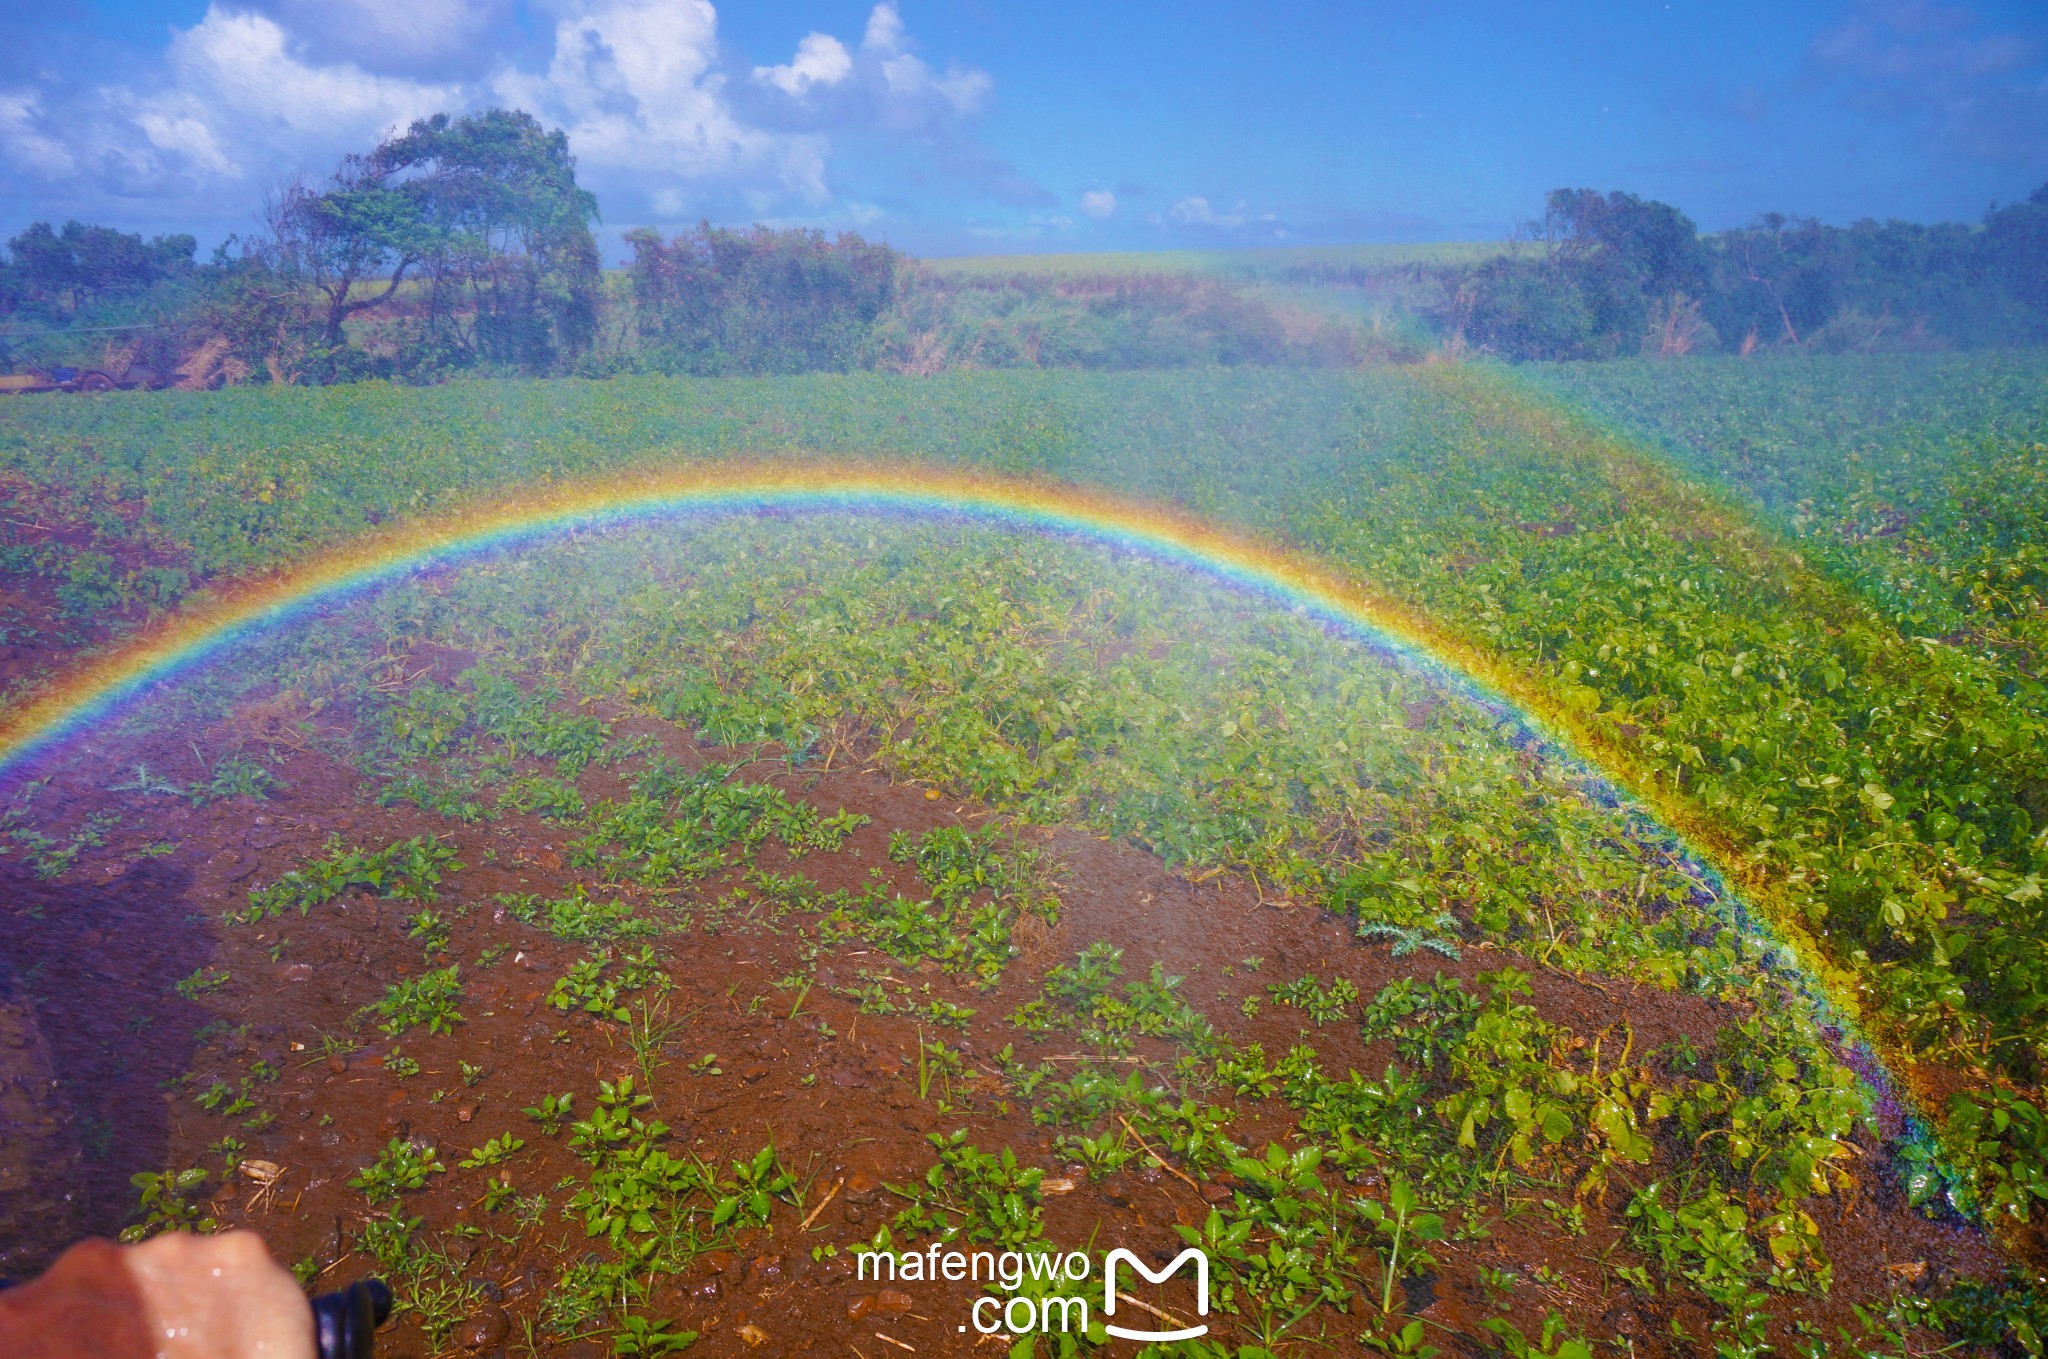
[[0, 476, 194, 704], [0, 695, 2003, 1358]]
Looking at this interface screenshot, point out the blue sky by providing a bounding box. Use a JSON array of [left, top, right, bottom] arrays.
[[1, 0, 2043, 258]]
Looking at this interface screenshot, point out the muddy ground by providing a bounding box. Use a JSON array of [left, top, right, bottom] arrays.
[[0, 691, 2001, 1359]]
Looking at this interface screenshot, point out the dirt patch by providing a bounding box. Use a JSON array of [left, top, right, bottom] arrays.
[[0, 701, 2001, 1356], [0, 491, 195, 705]]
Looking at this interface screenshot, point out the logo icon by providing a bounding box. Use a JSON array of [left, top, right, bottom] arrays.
[[1101, 1247, 1209, 1342]]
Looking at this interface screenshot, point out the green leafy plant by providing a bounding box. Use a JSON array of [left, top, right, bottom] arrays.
[[359, 966, 464, 1036], [120, 1168, 213, 1241], [349, 1139, 447, 1205], [188, 755, 283, 805], [523, 1093, 575, 1135], [175, 967, 231, 1000], [1358, 1177, 1444, 1317], [458, 1134, 526, 1169]]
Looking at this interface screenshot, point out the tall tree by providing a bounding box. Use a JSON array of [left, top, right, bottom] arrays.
[[1540, 189, 1706, 299], [268, 158, 425, 345], [370, 110, 602, 370]]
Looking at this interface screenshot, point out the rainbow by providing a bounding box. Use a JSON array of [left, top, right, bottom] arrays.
[[0, 460, 1935, 1166], [0, 460, 1526, 778]]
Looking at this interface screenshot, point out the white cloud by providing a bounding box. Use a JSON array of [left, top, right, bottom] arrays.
[[0, 0, 1008, 228], [1168, 195, 1245, 228], [864, 3, 907, 56], [163, 8, 456, 138], [1079, 188, 1116, 218], [0, 7, 455, 203], [0, 91, 75, 176], [134, 110, 236, 179], [497, 0, 831, 200], [261, 0, 512, 76], [861, 1, 991, 127], [754, 32, 853, 97]]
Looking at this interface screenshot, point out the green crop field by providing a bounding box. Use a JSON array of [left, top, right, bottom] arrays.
[[921, 241, 1512, 281], [3, 350, 2046, 1352], [1520, 352, 2048, 644]]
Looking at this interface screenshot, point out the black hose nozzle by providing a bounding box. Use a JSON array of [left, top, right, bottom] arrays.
[[311, 1278, 392, 1359]]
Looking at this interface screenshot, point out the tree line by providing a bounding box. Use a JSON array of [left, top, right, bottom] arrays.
[[2, 107, 2043, 384], [1429, 186, 2048, 361]]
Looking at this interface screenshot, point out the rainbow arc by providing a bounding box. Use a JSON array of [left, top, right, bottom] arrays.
[[0, 460, 1919, 1143]]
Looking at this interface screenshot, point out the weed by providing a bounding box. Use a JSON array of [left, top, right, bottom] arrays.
[[405, 909, 451, 955], [109, 764, 184, 797], [359, 967, 465, 1036], [524, 1094, 575, 1136], [236, 836, 461, 924], [622, 994, 686, 1091], [611, 1315, 698, 1357], [350, 1139, 447, 1205], [496, 885, 655, 943], [482, 1175, 517, 1212], [458, 1135, 527, 1169], [188, 755, 283, 805], [174, 967, 231, 1000], [1481, 1313, 1593, 1359], [548, 946, 666, 1022], [382, 1047, 422, 1078], [890, 1130, 1046, 1249], [1055, 1128, 1133, 1178], [119, 1168, 213, 1241], [1358, 1177, 1444, 1316], [1265, 974, 1359, 1024]]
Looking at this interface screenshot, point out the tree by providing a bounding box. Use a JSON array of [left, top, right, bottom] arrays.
[[268, 159, 426, 346], [260, 108, 600, 377], [1983, 183, 2048, 330], [369, 109, 602, 371], [1704, 214, 1841, 349], [1, 221, 196, 316], [1539, 189, 1706, 299], [626, 223, 899, 374]]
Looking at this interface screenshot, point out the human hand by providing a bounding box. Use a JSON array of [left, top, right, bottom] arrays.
[[0, 1231, 315, 1359]]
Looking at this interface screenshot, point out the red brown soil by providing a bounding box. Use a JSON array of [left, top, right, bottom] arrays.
[[0, 478, 195, 704], [0, 695, 2004, 1359]]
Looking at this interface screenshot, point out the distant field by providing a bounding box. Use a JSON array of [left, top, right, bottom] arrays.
[[1523, 350, 2048, 637], [920, 239, 1510, 280]]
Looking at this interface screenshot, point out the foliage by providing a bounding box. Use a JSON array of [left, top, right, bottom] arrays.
[[890, 1130, 1047, 1248], [497, 885, 656, 943], [235, 835, 461, 923], [273, 108, 601, 375], [12, 348, 2048, 1339], [119, 1167, 214, 1241], [547, 946, 665, 1023], [187, 754, 281, 805], [1431, 184, 2048, 359], [625, 222, 899, 375], [359, 966, 466, 1037], [3, 221, 197, 317], [350, 1138, 447, 1205], [458, 1134, 526, 1169]]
